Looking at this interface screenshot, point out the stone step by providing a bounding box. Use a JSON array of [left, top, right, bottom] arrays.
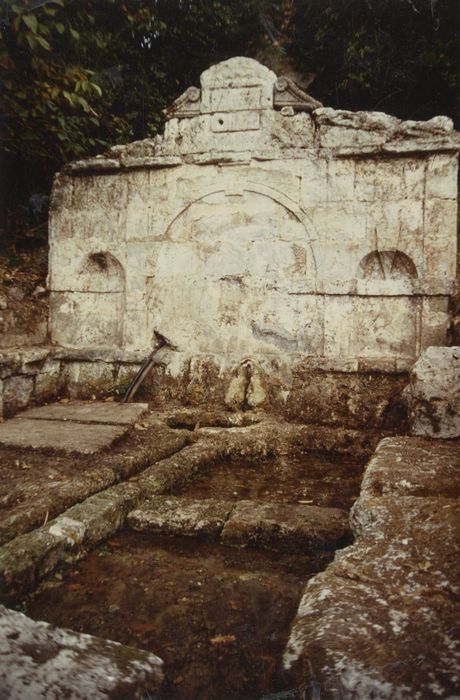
[[128, 496, 350, 553]]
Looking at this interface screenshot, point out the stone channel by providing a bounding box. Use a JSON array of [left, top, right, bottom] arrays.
[[0, 400, 458, 698]]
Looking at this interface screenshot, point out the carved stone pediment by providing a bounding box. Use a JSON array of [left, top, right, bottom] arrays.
[[274, 76, 323, 112], [164, 86, 201, 119]]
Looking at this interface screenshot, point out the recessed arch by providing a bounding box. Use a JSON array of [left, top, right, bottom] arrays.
[[358, 250, 418, 280], [78, 251, 125, 293]]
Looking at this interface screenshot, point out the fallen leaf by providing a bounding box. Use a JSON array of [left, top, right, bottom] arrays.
[[210, 634, 236, 645], [66, 582, 83, 591], [131, 622, 157, 634]]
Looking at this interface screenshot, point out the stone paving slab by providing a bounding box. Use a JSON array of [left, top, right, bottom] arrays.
[[0, 604, 163, 699], [0, 418, 128, 454], [16, 401, 149, 425]]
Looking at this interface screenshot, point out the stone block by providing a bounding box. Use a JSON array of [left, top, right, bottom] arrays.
[[317, 124, 389, 149], [34, 360, 63, 402], [351, 296, 417, 360], [63, 361, 116, 397], [420, 296, 449, 349], [3, 375, 33, 415], [407, 346, 460, 438], [425, 153, 458, 199], [355, 158, 405, 201], [50, 291, 124, 347], [358, 436, 460, 499], [128, 496, 233, 539], [221, 501, 350, 552], [0, 605, 163, 699], [423, 198, 458, 279]]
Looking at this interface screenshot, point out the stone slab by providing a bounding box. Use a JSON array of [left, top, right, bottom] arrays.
[[360, 436, 460, 498], [128, 496, 234, 539], [0, 605, 163, 699], [16, 401, 149, 425], [221, 501, 350, 553], [0, 418, 128, 454]]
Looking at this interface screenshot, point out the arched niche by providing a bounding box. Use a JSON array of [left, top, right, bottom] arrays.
[[353, 249, 419, 359], [147, 189, 321, 356], [358, 250, 417, 280], [77, 251, 126, 293], [62, 250, 125, 346]]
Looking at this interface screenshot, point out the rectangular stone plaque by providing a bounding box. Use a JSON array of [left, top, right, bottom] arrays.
[[207, 87, 262, 112], [211, 111, 261, 133]]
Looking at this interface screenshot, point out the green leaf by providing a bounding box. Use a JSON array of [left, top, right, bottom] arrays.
[[90, 82, 102, 96], [70, 28, 80, 40], [25, 34, 38, 49], [35, 35, 51, 51], [23, 15, 38, 34], [56, 23, 65, 34]]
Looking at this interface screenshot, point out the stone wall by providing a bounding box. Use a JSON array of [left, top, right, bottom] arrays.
[[47, 57, 459, 409]]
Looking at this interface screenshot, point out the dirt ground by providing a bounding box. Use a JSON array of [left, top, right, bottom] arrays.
[[25, 531, 331, 700], [0, 247, 48, 346], [174, 452, 366, 511]]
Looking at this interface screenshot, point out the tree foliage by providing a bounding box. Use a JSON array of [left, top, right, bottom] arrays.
[[0, 0, 458, 247], [283, 0, 459, 122]]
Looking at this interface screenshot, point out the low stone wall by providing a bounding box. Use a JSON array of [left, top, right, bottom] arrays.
[[0, 345, 409, 431], [0, 347, 62, 418]]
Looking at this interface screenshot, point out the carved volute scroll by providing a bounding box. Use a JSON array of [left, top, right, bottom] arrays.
[[273, 76, 323, 112], [162, 58, 323, 120], [164, 86, 201, 119]]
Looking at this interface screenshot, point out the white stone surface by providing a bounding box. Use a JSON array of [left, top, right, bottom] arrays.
[[407, 346, 460, 438], [0, 605, 163, 699], [48, 57, 459, 392]]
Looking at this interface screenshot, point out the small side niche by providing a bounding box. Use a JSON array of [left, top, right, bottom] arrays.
[[79, 251, 125, 293], [358, 250, 418, 280]]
